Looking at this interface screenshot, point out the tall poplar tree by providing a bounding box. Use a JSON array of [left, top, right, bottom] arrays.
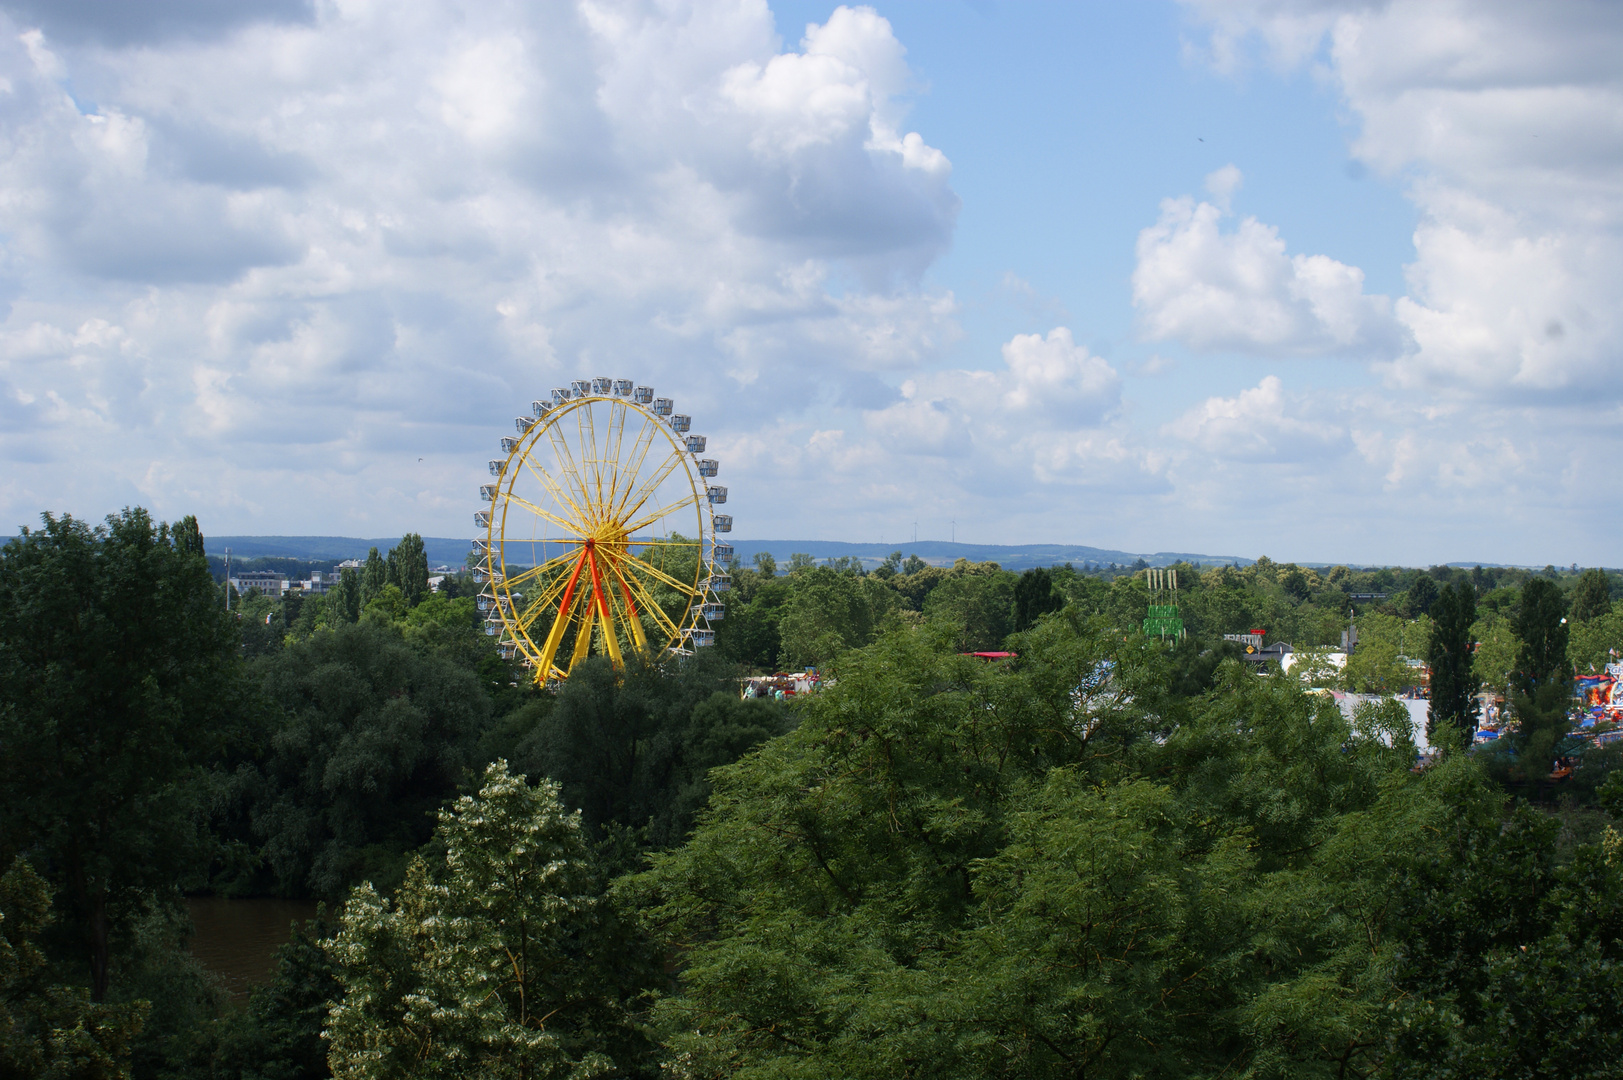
[[1513, 578, 1569, 693], [1511, 577, 1573, 772], [361, 546, 387, 604], [1426, 582, 1479, 744], [1012, 566, 1065, 633], [333, 565, 362, 623], [393, 532, 429, 604], [1570, 567, 1613, 622]]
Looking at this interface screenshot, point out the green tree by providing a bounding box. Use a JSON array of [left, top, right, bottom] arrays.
[[324, 761, 652, 1079], [1426, 582, 1479, 744], [1508, 577, 1573, 779], [391, 534, 429, 605], [1406, 574, 1440, 617], [753, 551, 776, 578], [505, 655, 787, 847], [0, 510, 240, 1001], [1570, 567, 1613, 622], [1470, 608, 1519, 695], [333, 567, 362, 624], [0, 857, 148, 1080], [1379, 801, 1623, 1077], [360, 548, 386, 605], [225, 620, 492, 897], [1011, 566, 1064, 633], [1513, 577, 1569, 693], [715, 570, 791, 671], [623, 618, 1437, 1078], [776, 565, 894, 668], [886, 562, 949, 610], [923, 569, 1015, 650], [360, 582, 408, 625], [1569, 611, 1623, 673], [173, 514, 206, 558]]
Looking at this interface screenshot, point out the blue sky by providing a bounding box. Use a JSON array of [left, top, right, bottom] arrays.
[[777, 0, 1421, 404], [0, 0, 1618, 566]]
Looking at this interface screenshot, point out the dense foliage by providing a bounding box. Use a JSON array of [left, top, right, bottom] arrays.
[[325, 762, 655, 1079], [721, 551, 1623, 698], [0, 510, 241, 1002], [5, 508, 1623, 1079], [1426, 581, 1479, 744]]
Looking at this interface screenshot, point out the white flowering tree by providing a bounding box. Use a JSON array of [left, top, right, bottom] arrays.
[[324, 761, 633, 1080]]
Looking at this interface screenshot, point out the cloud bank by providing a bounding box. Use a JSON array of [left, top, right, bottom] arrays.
[[0, 1, 969, 536], [1145, 0, 1623, 561], [0, 0, 1617, 564]]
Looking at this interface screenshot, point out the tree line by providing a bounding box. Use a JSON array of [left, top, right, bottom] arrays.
[[2, 510, 1621, 1078], [722, 551, 1622, 691]]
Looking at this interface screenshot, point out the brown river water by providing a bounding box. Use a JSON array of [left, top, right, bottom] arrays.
[[186, 897, 319, 1002]]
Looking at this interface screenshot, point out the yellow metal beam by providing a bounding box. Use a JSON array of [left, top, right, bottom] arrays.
[[535, 551, 590, 681], [568, 596, 595, 673], [616, 445, 686, 523], [622, 550, 702, 596], [503, 491, 583, 538], [622, 492, 700, 538]]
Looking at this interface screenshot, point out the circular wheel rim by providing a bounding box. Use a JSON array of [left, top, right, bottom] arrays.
[[479, 386, 722, 683]]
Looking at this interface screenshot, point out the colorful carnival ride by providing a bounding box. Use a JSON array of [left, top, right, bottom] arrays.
[[474, 378, 732, 685]]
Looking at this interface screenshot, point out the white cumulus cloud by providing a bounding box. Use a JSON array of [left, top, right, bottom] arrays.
[[0, 1, 960, 537], [1132, 174, 1399, 357], [1171, 375, 1350, 463], [1180, 0, 1623, 398], [859, 327, 1149, 496]]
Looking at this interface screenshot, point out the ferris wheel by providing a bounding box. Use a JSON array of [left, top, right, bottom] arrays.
[[473, 377, 733, 684]]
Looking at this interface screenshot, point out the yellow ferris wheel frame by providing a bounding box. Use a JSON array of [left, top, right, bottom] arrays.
[[475, 378, 730, 684]]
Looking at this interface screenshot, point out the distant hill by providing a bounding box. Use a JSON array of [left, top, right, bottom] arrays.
[[209, 536, 477, 566], [208, 536, 1252, 573], [724, 540, 1251, 572]]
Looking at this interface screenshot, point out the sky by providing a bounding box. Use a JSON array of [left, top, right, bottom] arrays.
[[0, 0, 1618, 566]]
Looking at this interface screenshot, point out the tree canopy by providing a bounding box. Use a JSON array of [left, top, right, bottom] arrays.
[[324, 761, 654, 1079], [0, 509, 241, 1000]]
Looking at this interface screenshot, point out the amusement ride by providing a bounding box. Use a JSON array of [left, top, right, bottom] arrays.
[[473, 378, 732, 684]]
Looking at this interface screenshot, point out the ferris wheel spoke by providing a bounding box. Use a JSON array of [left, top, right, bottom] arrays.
[[611, 413, 663, 515], [621, 573, 684, 640], [514, 564, 581, 634], [606, 401, 632, 510], [621, 551, 702, 597], [502, 549, 579, 592], [617, 448, 689, 524], [624, 536, 703, 546], [623, 538, 704, 560], [622, 492, 700, 537], [514, 564, 579, 632], [582, 399, 607, 511], [567, 591, 596, 673], [576, 402, 609, 520], [504, 491, 587, 538], [603, 560, 650, 654], [519, 456, 590, 525], [544, 421, 598, 525]]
